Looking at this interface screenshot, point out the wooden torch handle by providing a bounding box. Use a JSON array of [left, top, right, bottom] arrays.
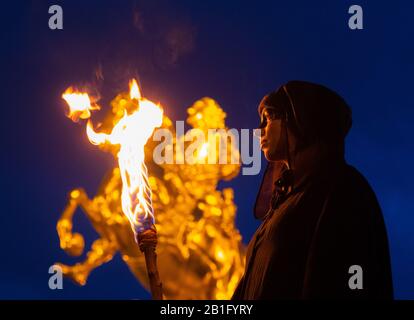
[[137, 227, 163, 300]]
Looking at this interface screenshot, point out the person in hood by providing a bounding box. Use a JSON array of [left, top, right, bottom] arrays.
[[232, 81, 393, 299]]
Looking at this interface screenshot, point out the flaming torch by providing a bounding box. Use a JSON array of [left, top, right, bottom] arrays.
[[62, 80, 164, 299]]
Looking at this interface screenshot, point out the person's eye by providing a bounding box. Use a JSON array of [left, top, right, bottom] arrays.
[[259, 112, 267, 128], [264, 109, 275, 121]]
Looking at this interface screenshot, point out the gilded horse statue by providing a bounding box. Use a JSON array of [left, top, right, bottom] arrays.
[[56, 89, 246, 299]]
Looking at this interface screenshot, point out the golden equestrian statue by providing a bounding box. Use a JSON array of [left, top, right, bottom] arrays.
[[56, 84, 246, 299]]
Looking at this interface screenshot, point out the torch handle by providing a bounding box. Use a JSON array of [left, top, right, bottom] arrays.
[[137, 227, 163, 300], [142, 246, 163, 300]]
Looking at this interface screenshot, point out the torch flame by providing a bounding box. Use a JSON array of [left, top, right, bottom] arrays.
[[85, 79, 163, 234], [129, 79, 141, 100], [62, 87, 99, 122]]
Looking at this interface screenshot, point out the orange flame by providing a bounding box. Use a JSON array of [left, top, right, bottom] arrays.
[[85, 79, 163, 234], [62, 87, 99, 122], [129, 79, 141, 100]]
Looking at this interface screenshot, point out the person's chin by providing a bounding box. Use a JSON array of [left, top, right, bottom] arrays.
[[262, 148, 274, 161], [262, 147, 279, 162]]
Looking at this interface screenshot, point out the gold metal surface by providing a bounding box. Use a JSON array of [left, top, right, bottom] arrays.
[[56, 92, 246, 299]]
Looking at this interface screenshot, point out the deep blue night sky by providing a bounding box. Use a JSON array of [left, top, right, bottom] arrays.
[[1, 0, 413, 299]]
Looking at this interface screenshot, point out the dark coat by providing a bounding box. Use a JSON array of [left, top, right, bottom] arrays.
[[232, 160, 393, 299]]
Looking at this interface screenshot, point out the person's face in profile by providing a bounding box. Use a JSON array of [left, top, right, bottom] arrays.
[[259, 107, 286, 162]]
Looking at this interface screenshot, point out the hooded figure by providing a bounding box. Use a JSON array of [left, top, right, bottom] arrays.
[[232, 81, 393, 299]]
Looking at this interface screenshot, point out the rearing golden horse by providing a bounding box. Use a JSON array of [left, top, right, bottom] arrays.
[[56, 91, 246, 299]]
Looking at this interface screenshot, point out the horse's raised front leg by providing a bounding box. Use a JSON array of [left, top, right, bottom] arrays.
[[56, 188, 117, 286], [57, 188, 92, 256], [58, 238, 117, 286]]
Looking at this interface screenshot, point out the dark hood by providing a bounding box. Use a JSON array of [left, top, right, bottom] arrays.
[[258, 80, 352, 146]]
